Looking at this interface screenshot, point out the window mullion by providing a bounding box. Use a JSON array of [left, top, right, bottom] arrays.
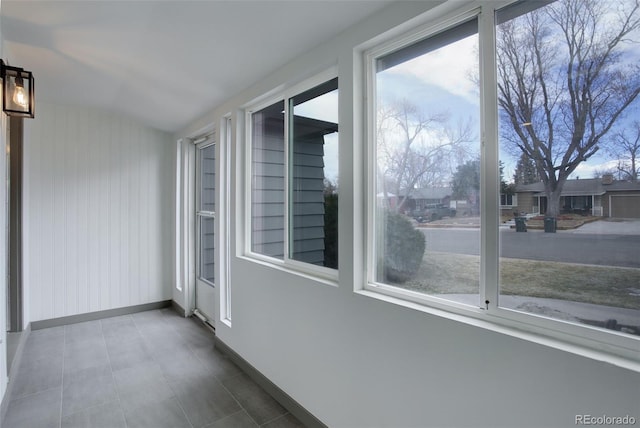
[[479, 3, 500, 312], [367, 53, 380, 287], [284, 97, 291, 263]]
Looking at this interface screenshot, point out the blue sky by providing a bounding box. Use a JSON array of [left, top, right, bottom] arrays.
[[375, 28, 640, 184], [293, 20, 640, 188]]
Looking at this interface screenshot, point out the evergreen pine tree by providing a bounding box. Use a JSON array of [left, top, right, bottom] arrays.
[[513, 153, 539, 185]]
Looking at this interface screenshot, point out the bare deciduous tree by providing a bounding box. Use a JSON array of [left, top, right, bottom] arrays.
[[609, 121, 640, 182], [377, 99, 473, 212], [497, 0, 640, 218]]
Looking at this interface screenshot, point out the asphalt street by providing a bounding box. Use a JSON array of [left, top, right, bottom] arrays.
[[422, 228, 640, 268]]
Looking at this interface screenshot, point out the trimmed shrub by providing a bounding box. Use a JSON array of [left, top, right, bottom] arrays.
[[383, 210, 426, 283], [323, 193, 338, 269]]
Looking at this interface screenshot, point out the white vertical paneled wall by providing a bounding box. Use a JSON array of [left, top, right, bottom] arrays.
[[25, 102, 174, 322]]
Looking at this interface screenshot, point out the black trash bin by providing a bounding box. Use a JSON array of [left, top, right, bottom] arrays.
[[544, 216, 557, 233], [515, 217, 527, 232]]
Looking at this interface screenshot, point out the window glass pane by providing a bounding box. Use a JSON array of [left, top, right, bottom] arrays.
[[497, 0, 640, 337], [290, 78, 339, 269], [200, 144, 215, 212], [200, 216, 215, 284], [374, 19, 480, 306], [251, 101, 285, 259]]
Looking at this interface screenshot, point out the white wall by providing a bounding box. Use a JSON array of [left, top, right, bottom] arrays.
[[180, 2, 640, 427], [24, 102, 174, 322]]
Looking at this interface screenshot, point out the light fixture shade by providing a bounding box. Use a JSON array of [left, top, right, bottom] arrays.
[[2, 62, 35, 118]]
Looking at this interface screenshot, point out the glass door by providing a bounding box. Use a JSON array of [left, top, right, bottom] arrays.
[[195, 139, 216, 323]]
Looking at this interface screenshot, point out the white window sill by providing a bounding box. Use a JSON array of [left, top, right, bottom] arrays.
[[355, 288, 640, 373], [238, 254, 339, 288]]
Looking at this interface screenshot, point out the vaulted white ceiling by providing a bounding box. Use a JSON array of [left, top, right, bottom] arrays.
[[1, 0, 396, 132]]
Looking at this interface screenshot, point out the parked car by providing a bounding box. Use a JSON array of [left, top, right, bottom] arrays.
[[411, 204, 457, 222]]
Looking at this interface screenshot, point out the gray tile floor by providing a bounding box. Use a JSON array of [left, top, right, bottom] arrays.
[[2, 308, 305, 428]]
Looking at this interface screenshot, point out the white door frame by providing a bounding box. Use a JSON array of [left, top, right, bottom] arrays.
[[175, 119, 231, 330], [194, 136, 216, 324]]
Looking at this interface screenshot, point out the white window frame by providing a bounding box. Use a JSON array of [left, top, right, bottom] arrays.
[[175, 140, 184, 292], [363, 0, 640, 363], [500, 193, 517, 207], [219, 114, 232, 326], [175, 139, 196, 297], [243, 68, 339, 283]]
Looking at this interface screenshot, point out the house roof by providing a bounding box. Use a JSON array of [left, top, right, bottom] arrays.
[[516, 178, 640, 196], [293, 116, 339, 140], [410, 187, 452, 199]]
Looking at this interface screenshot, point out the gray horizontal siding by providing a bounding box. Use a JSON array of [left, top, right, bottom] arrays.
[[252, 104, 286, 259], [252, 216, 284, 231], [254, 176, 284, 190], [292, 191, 324, 203], [252, 203, 285, 217], [253, 148, 284, 164], [293, 239, 325, 252], [292, 152, 325, 167], [200, 216, 215, 283], [291, 124, 326, 266], [251, 102, 336, 266], [290, 214, 324, 227], [292, 165, 324, 179], [293, 226, 325, 240], [292, 203, 324, 215], [253, 162, 285, 178], [252, 190, 285, 204], [253, 229, 285, 245], [292, 178, 325, 191], [201, 144, 216, 212], [252, 242, 284, 258]]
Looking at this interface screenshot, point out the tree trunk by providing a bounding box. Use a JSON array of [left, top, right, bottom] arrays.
[[545, 187, 562, 218]]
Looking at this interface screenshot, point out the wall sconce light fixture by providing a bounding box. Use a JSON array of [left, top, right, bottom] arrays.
[[1, 60, 35, 118]]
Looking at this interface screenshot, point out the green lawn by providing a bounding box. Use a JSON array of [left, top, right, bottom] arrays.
[[396, 251, 640, 310]]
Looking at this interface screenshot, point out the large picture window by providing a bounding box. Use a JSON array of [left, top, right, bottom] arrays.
[[249, 76, 339, 273], [366, 0, 640, 358], [371, 18, 480, 307], [496, 0, 640, 336]]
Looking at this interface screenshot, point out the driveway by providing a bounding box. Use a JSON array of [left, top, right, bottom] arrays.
[[571, 218, 640, 235]]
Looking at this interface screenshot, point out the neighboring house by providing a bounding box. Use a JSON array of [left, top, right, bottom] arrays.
[[401, 187, 452, 212], [377, 192, 399, 211], [513, 175, 640, 218]]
